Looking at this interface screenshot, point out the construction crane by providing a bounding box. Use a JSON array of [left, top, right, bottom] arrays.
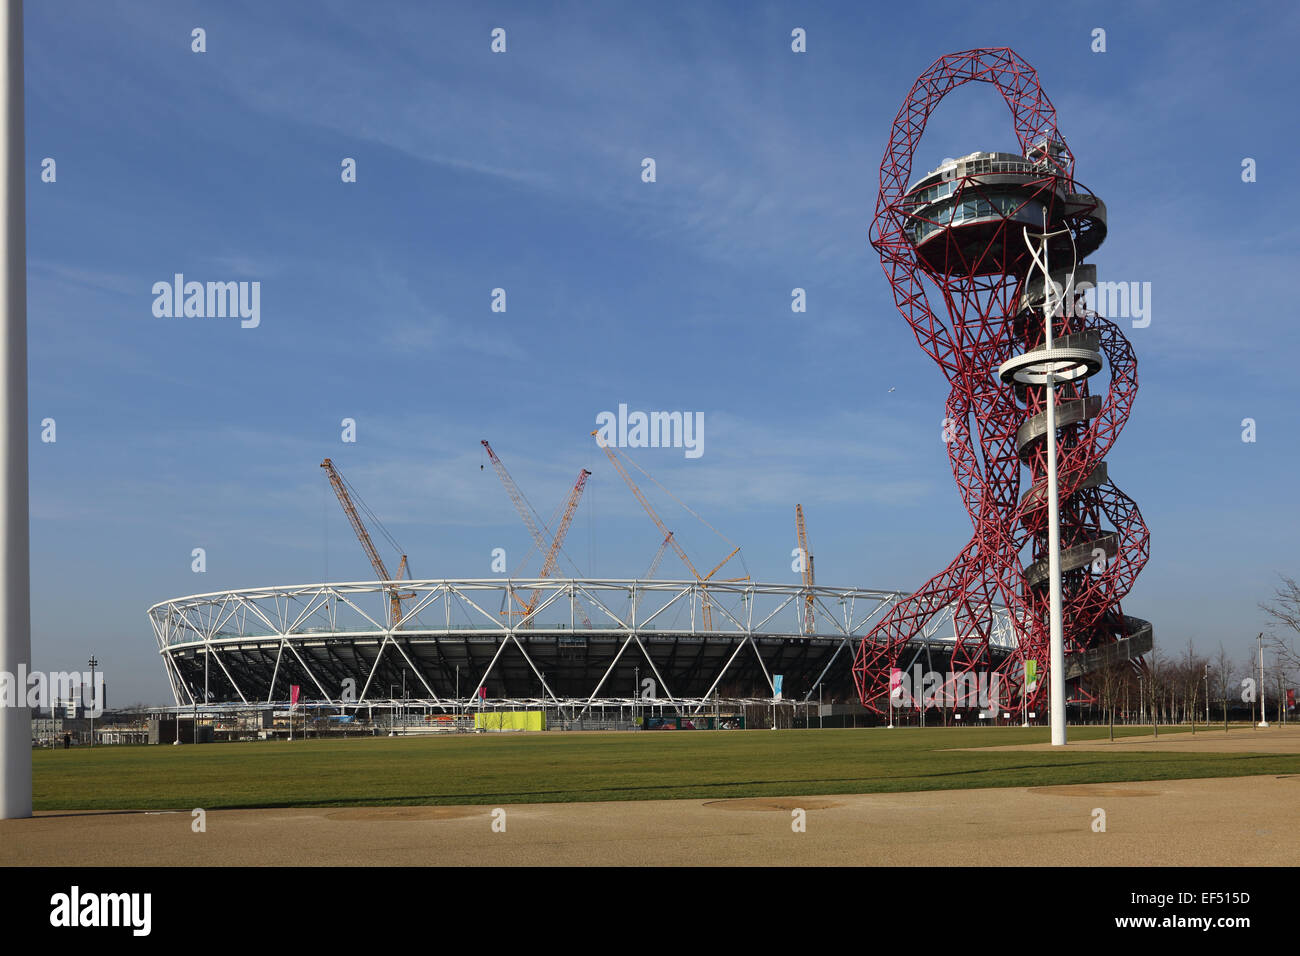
[[481, 441, 546, 557], [632, 532, 673, 617], [320, 458, 412, 626], [591, 430, 740, 630], [646, 532, 672, 579], [481, 440, 592, 628], [526, 468, 591, 615], [795, 504, 815, 635]]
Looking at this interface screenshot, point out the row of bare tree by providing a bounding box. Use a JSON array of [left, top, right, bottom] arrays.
[[1088, 574, 1300, 729], [1088, 642, 1291, 727]]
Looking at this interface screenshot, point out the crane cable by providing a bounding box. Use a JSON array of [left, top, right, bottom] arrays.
[[615, 445, 746, 579], [338, 471, 405, 566]]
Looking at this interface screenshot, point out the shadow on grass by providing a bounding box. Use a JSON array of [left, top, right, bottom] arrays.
[[42, 755, 1297, 813]]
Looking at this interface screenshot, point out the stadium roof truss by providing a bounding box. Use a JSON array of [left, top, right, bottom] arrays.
[[149, 579, 1015, 713]]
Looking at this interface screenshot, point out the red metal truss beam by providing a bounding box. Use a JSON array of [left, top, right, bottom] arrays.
[[852, 48, 1149, 718]]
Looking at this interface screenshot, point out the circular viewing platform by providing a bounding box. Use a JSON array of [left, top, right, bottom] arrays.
[[902, 151, 1106, 277]]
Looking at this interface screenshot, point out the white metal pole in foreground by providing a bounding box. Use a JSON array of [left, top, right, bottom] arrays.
[[0, 0, 29, 820], [1257, 633, 1268, 728], [1040, 219, 1067, 748]]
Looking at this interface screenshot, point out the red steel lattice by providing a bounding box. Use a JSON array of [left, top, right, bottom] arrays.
[[852, 48, 1150, 718]]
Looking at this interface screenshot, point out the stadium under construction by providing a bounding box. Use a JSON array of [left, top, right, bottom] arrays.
[[149, 435, 1019, 732], [149, 577, 1018, 731]]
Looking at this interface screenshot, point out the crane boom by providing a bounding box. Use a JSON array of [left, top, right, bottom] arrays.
[[591, 431, 700, 579], [592, 430, 733, 629], [633, 532, 673, 617], [646, 533, 672, 579], [322, 458, 390, 582], [527, 469, 591, 613], [702, 546, 741, 582], [481, 441, 549, 553], [483, 441, 593, 628], [321, 458, 409, 625], [482, 440, 544, 621]]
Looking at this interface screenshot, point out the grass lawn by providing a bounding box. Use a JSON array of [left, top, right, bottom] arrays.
[[30, 724, 1300, 811]]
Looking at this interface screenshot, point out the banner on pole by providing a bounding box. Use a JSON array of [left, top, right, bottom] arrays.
[[773, 675, 783, 700], [889, 667, 904, 705]]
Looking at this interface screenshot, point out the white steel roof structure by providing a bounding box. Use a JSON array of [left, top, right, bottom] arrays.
[[150, 578, 1015, 713]]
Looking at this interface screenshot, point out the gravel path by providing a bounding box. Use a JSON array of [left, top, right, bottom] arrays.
[[4, 773, 1297, 866]]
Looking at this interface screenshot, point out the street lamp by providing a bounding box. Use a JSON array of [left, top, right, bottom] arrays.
[[1035, 222, 1068, 748], [1257, 633, 1268, 728], [0, 0, 31, 821], [86, 655, 98, 747], [998, 214, 1086, 747]]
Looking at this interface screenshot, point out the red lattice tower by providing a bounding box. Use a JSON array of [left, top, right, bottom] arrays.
[[852, 48, 1151, 718]]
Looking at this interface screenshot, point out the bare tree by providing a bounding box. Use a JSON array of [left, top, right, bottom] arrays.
[[1212, 643, 1234, 730], [1154, 650, 1164, 738], [1093, 663, 1126, 741], [1267, 653, 1291, 724], [1180, 638, 1207, 731], [1259, 574, 1300, 671]]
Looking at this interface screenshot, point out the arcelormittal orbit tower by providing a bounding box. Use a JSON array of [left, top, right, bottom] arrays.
[[852, 48, 1151, 719]]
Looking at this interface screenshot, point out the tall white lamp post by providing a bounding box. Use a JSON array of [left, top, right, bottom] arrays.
[[998, 210, 1104, 747], [0, 0, 28, 820]]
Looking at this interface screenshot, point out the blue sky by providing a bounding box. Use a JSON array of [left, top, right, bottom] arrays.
[[23, 0, 1300, 704]]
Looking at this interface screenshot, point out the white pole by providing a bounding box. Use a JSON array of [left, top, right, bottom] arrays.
[[1021, 671, 1027, 727], [0, 0, 29, 820], [1042, 217, 1067, 748], [87, 656, 97, 746], [1258, 633, 1268, 728]]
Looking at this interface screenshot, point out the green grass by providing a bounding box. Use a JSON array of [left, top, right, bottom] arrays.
[[31, 724, 1300, 811]]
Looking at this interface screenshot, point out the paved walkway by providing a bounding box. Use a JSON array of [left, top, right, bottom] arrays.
[[963, 724, 1300, 753], [4, 773, 1297, 866]]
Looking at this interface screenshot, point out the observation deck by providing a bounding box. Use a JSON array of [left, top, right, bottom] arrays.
[[903, 150, 1106, 277]]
